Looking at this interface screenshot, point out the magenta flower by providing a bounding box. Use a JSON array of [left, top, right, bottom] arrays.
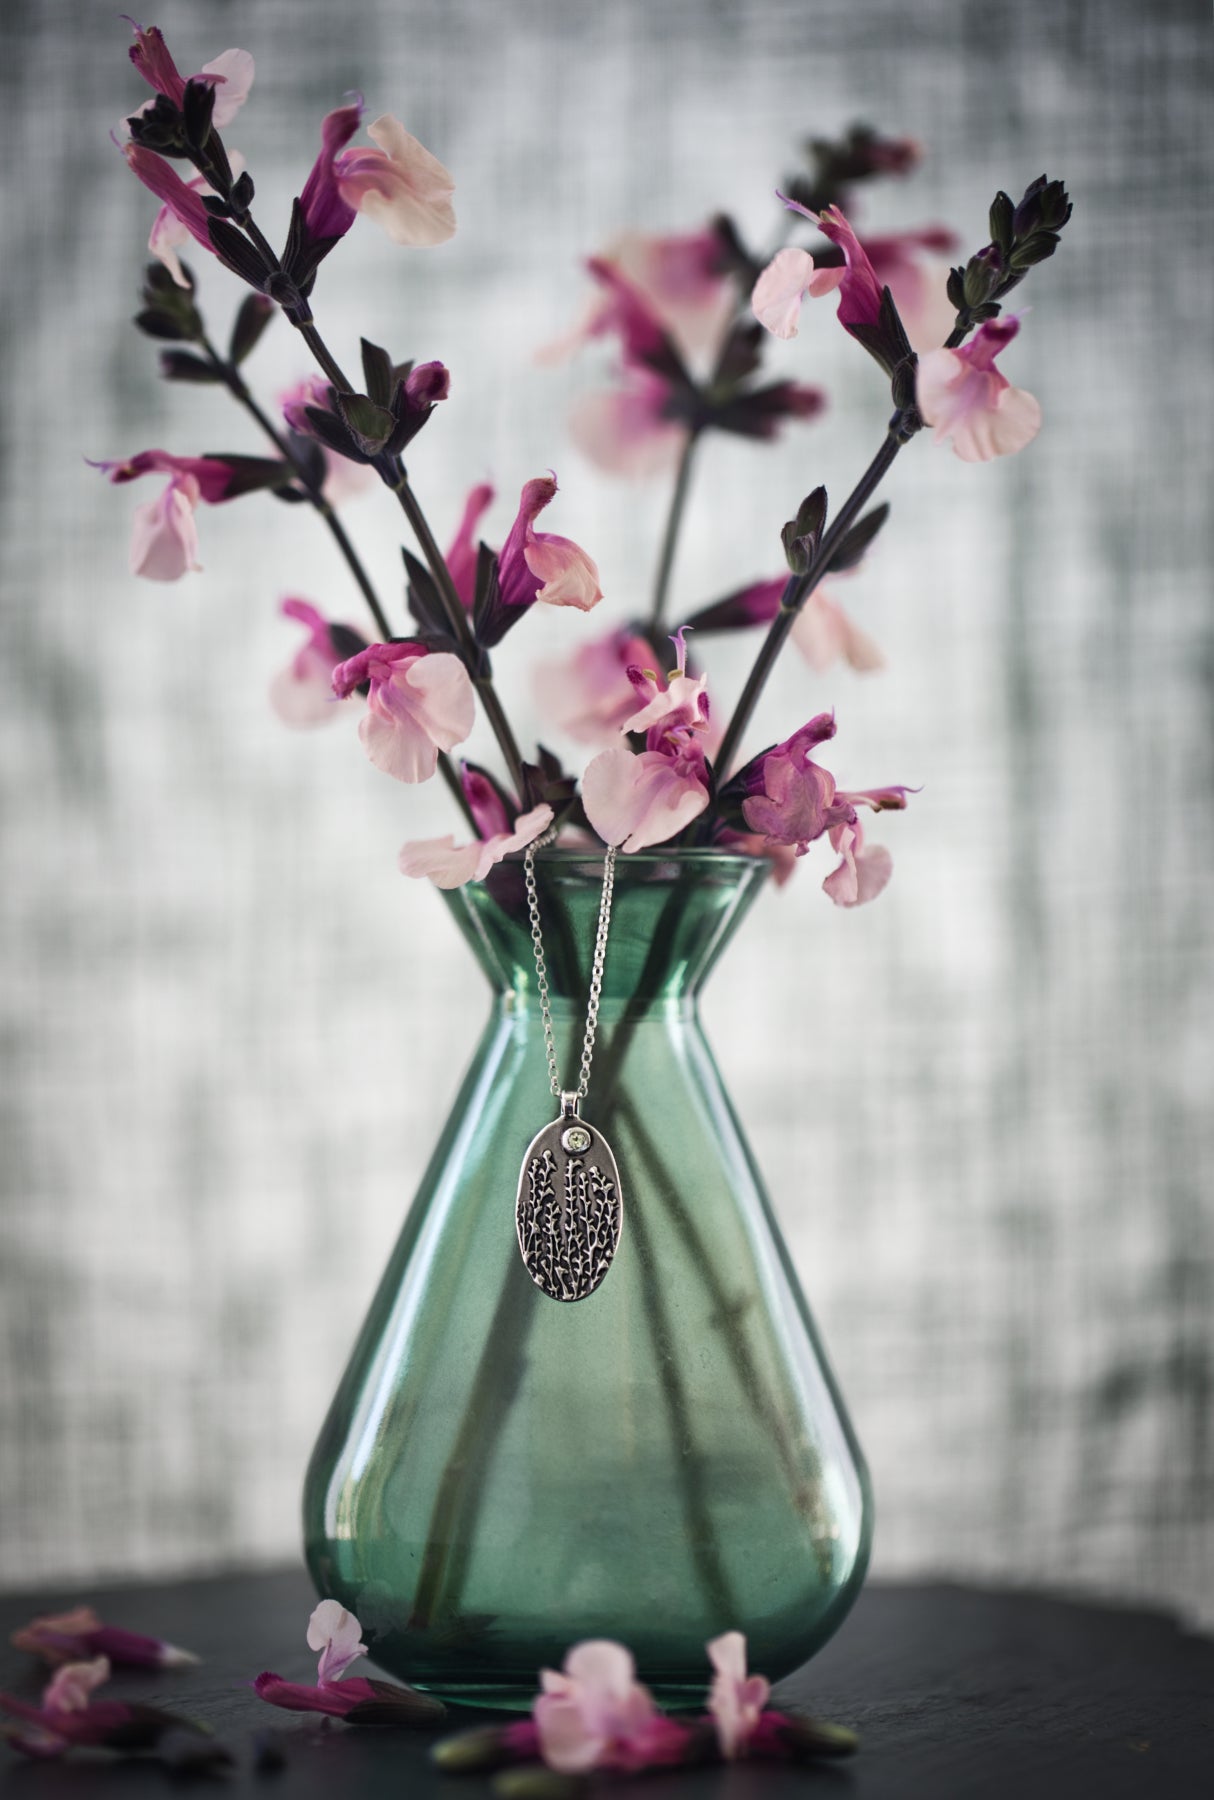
[[533, 1641, 691, 1774], [916, 316, 1042, 461], [0, 1655, 208, 1760], [300, 101, 456, 249], [810, 202, 887, 335], [332, 640, 476, 783], [124, 143, 217, 262], [399, 800, 554, 889], [127, 24, 255, 128], [706, 1632, 771, 1759], [11, 1606, 196, 1672], [533, 627, 659, 746], [822, 817, 893, 907], [751, 245, 844, 339], [269, 598, 364, 729], [740, 715, 855, 855], [253, 1600, 444, 1726], [496, 476, 603, 619], [864, 225, 958, 351], [445, 482, 495, 609]]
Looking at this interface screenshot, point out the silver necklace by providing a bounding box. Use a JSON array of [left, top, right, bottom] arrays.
[[515, 829, 623, 1303]]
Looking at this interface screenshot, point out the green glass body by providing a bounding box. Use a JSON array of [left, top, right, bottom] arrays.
[[303, 851, 872, 1707]]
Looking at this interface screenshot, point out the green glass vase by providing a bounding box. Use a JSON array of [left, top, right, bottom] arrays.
[[303, 850, 872, 1707]]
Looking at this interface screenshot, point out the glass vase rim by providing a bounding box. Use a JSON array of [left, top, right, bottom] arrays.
[[501, 846, 766, 869]]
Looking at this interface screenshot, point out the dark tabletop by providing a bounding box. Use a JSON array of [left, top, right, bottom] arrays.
[[0, 1569, 1210, 1799]]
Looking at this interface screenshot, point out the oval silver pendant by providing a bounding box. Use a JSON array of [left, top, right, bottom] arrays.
[[515, 1115, 623, 1302]]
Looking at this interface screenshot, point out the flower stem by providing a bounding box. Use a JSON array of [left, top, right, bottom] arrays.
[[714, 429, 903, 781], [200, 333, 395, 643], [648, 430, 700, 641], [391, 472, 530, 802]]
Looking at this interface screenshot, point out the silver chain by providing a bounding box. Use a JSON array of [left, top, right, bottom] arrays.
[[523, 828, 617, 1105]]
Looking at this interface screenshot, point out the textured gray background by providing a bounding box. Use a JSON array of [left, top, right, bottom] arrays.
[[1, 0, 1211, 1626]]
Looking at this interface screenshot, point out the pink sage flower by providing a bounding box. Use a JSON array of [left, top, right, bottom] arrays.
[[145, 153, 242, 287], [279, 375, 378, 504], [11, 1606, 197, 1671], [300, 101, 456, 249], [864, 226, 959, 351], [533, 1641, 691, 1774], [916, 316, 1042, 461], [570, 374, 690, 478], [740, 715, 854, 855], [622, 628, 709, 734], [0, 1655, 181, 1759], [253, 1600, 444, 1726], [542, 226, 733, 367], [445, 482, 496, 609], [94, 449, 259, 581], [123, 143, 219, 265], [399, 801, 554, 889], [751, 246, 844, 339], [582, 724, 711, 854], [127, 24, 254, 128], [497, 476, 603, 617], [533, 628, 659, 746], [707, 1632, 771, 1759], [331, 641, 476, 783], [269, 598, 363, 728]]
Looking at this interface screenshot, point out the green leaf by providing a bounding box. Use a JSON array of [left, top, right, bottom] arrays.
[[360, 338, 395, 408], [159, 350, 225, 384], [335, 390, 396, 453]]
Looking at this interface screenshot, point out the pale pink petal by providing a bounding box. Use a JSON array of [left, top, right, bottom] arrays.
[[622, 670, 709, 734], [321, 454, 378, 506], [43, 1658, 109, 1715], [823, 823, 893, 906], [751, 247, 842, 339], [360, 652, 475, 783], [398, 835, 490, 888], [533, 1691, 607, 1773], [129, 478, 201, 581], [706, 1632, 770, 1759], [199, 49, 255, 128], [916, 342, 1042, 463], [148, 203, 191, 288], [570, 390, 689, 479], [268, 646, 349, 728], [337, 115, 456, 246], [608, 228, 735, 360], [398, 804, 553, 889], [582, 745, 709, 852], [306, 1601, 367, 1685], [524, 535, 604, 611], [399, 651, 477, 751], [533, 630, 658, 745], [792, 589, 884, 673], [562, 1641, 639, 1705]]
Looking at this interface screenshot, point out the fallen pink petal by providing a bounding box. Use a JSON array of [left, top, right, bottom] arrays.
[[706, 1631, 771, 1759], [11, 1606, 197, 1671], [533, 1640, 692, 1774]]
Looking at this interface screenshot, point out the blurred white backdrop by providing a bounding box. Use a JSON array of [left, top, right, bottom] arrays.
[[1, 0, 1211, 1623]]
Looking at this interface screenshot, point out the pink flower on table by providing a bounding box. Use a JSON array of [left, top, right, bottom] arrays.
[[707, 1632, 771, 1759], [300, 100, 456, 249], [751, 245, 844, 339], [331, 640, 476, 783], [533, 1641, 690, 1774], [127, 24, 255, 128], [533, 627, 658, 746], [11, 1605, 196, 1671], [495, 476, 603, 620], [916, 316, 1042, 461], [0, 1655, 191, 1759], [445, 482, 495, 609], [269, 598, 364, 729], [822, 816, 893, 907], [399, 799, 554, 889], [254, 1600, 444, 1726]]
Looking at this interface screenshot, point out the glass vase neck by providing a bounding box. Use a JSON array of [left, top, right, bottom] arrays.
[[442, 850, 769, 1010]]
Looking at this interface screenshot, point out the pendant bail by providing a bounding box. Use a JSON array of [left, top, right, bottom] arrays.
[[560, 1091, 580, 1118]]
